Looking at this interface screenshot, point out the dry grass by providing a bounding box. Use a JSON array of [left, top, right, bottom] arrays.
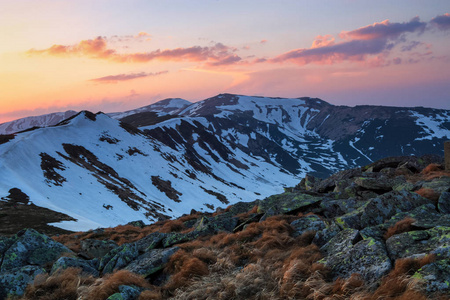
[[21, 268, 95, 300], [384, 217, 416, 240], [415, 188, 441, 203], [87, 270, 151, 300]]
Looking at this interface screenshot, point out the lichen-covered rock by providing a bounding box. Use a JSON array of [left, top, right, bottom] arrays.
[[354, 176, 393, 192], [386, 226, 450, 261], [313, 168, 363, 193], [0, 265, 45, 299], [413, 260, 450, 294], [290, 215, 326, 237], [125, 247, 179, 277], [106, 285, 142, 300], [421, 177, 450, 194], [259, 192, 322, 215], [320, 228, 360, 256], [126, 220, 146, 228], [312, 222, 341, 247], [99, 243, 139, 274], [438, 192, 450, 214], [0, 236, 13, 257], [135, 232, 167, 252], [225, 200, 258, 216], [320, 198, 366, 219], [51, 256, 99, 276], [81, 239, 118, 259], [320, 237, 392, 282], [336, 190, 430, 229], [0, 228, 72, 272]]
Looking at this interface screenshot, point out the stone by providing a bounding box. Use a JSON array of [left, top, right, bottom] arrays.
[[290, 215, 326, 237], [354, 176, 393, 192], [438, 192, 450, 214], [80, 239, 118, 259], [0, 228, 72, 272], [320, 237, 392, 282], [421, 177, 450, 194], [320, 198, 365, 219], [125, 247, 179, 277], [0, 265, 45, 299], [135, 232, 167, 252], [99, 243, 139, 274], [106, 285, 142, 300], [126, 220, 146, 228], [320, 228, 360, 256], [413, 259, 450, 294], [51, 256, 99, 277], [258, 192, 322, 216], [312, 222, 341, 247], [386, 226, 450, 261]]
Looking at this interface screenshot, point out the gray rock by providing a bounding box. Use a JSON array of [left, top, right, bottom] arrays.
[[336, 190, 430, 229], [421, 177, 450, 194], [0, 228, 72, 272], [438, 192, 450, 214], [312, 222, 341, 247], [125, 247, 179, 277], [320, 198, 365, 219], [126, 220, 146, 228], [258, 192, 322, 216], [386, 226, 450, 261], [0, 265, 45, 299], [106, 285, 142, 300], [290, 215, 326, 238], [354, 176, 393, 191], [413, 260, 450, 293], [81, 239, 118, 259], [99, 243, 139, 274], [51, 256, 99, 277], [135, 232, 167, 252], [320, 228, 360, 256], [319, 237, 392, 282]]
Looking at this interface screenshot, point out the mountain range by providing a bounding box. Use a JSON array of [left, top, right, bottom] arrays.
[[1, 94, 449, 231]]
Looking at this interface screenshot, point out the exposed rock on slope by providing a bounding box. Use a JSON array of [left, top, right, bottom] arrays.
[[1, 155, 449, 299]]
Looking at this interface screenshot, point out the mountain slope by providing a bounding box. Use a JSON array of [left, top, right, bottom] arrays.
[[0, 110, 77, 134], [0, 111, 298, 231]]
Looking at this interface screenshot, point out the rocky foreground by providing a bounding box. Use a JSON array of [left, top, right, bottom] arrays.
[[1, 155, 450, 299]]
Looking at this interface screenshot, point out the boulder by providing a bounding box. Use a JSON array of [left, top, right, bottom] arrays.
[[80, 239, 118, 259], [99, 243, 139, 274], [420, 177, 450, 195], [106, 285, 142, 300], [0, 265, 45, 299], [51, 256, 99, 277], [312, 222, 341, 247], [320, 228, 360, 256], [290, 215, 326, 238], [354, 176, 393, 192], [126, 220, 146, 228], [135, 232, 167, 252], [320, 198, 366, 219], [438, 192, 450, 214], [386, 226, 450, 261], [413, 260, 450, 294], [0, 228, 72, 272], [320, 237, 391, 282], [336, 190, 430, 229], [258, 192, 322, 216], [125, 247, 179, 277]]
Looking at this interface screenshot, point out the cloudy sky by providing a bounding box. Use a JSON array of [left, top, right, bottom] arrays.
[[1, 0, 449, 123]]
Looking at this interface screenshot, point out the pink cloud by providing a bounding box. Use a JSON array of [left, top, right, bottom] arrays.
[[28, 38, 242, 66], [260, 39, 268, 44], [89, 71, 168, 84]]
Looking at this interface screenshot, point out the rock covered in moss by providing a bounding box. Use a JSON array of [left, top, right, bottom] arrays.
[[290, 215, 326, 237], [413, 260, 450, 293], [438, 192, 450, 214], [0, 265, 45, 299], [0, 228, 71, 272], [125, 247, 179, 277], [320, 237, 392, 282], [99, 243, 139, 274], [81, 239, 118, 259], [51, 256, 99, 277], [106, 285, 142, 300]]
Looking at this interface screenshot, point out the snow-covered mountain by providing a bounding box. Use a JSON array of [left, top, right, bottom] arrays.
[[0, 110, 77, 135], [1, 94, 449, 232]]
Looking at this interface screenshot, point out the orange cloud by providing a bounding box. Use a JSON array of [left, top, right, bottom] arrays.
[[28, 38, 242, 66]]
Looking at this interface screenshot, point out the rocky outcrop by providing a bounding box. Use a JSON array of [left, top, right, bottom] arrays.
[[1, 155, 449, 298]]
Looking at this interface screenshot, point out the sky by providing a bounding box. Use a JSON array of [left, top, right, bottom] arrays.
[[0, 0, 449, 123]]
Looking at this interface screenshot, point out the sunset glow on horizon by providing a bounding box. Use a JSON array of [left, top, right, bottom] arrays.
[[1, 0, 450, 123]]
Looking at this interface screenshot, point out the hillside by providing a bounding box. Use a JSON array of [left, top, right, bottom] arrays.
[[0, 94, 449, 233], [0, 155, 449, 299]]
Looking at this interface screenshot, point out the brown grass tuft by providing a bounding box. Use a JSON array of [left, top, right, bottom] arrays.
[[87, 270, 150, 300], [138, 290, 163, 300], [421, 163, 444, 174], [384, 217, 416, 240], [415, 187, 440, 202], [22, 268, 95, 300], [159, 219, 186, 233]]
